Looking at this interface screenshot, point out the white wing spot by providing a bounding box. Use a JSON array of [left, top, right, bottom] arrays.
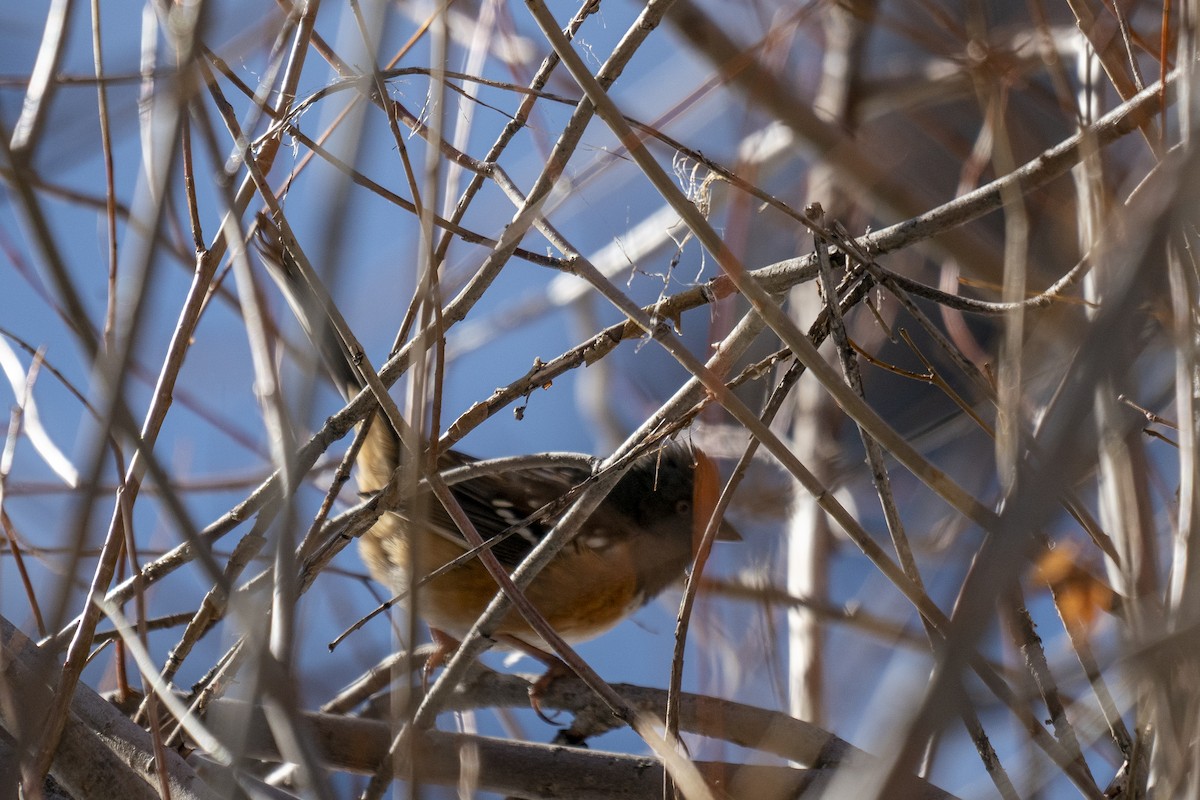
[[583, 534, 611, 550]]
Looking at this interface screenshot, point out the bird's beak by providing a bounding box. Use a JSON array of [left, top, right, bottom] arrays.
[[715, 518, 742, 542]]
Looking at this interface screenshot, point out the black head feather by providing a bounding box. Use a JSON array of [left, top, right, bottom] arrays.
[[604, 441, 699, 529]]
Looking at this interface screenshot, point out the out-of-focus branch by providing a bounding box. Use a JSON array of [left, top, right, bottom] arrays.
[[0, 614, 220, 800], [200, 687, 962, 800]]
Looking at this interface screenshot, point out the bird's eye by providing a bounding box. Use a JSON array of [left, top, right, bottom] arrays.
[[675, 499, 691, 515]]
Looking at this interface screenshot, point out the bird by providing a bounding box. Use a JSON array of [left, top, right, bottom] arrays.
[[255, 218, 738, 713], [355, 415, 735, 659]]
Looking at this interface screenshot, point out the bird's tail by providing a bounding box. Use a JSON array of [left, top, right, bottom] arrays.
[[254, 215, 398, 497], [253, 215, 362, 396]]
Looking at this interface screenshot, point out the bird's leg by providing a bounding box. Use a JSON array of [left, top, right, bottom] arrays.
[[422, 628, 461, 693], [496, 634, 572, 724]]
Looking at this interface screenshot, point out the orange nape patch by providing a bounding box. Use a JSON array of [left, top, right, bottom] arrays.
[[691, 449, 722, 551]]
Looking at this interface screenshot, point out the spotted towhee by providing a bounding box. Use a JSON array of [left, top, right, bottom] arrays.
[[257, 219, 738, 704], [355, 414, 736, 649]]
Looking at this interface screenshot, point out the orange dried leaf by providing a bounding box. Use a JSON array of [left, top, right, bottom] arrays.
[[1034, 544, 1113, 632]]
